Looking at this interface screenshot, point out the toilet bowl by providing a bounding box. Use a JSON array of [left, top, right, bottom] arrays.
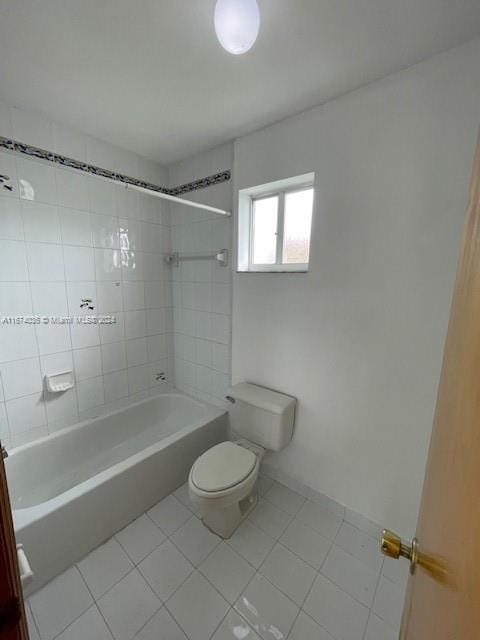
[[188, 383, 296, 539], [189, 439, 265, 538]]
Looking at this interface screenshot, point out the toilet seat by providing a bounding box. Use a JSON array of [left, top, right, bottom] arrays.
[[191, 442, 256, 493]]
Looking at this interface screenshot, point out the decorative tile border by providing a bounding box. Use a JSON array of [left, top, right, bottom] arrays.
[[0, 136, 231, 196], [169, 171, 232, 196]]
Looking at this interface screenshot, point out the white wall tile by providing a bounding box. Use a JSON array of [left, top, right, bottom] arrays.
[[124, 310, 146, 340], [56, 169, 89, 211], [11, 424, 48, 447], [91, 214, 119, 249], [99, 311, 125, 344], [212, 342, 230, 373], [212, 313, 231, 345], [146, 334, 167, 362], [70, 322, 100, 350], [0, 324, 38, 363], [73, 346, 102, 381], [22, 201, 62, 244], [212, 283, 231, 315], [101, 342, 127, 374], [96, 281, 123, 312], [123, 281, 145, 311], [196, 339, 213, 368], [66, 281, 97, 316], [0, 240, 28, 281], [149, 360, 169, 390], [64, 246, 95, 281], [196, 364, 212, 395], [6, 393, 46, 435], [121, 250, 144, 281], [0, 196, 23, 240], [1, 357, 43, 400], [40, 351, 73, 376], [127, 363, 149, 394], [0, 151, 19, 198], [120, 219, 143, 252], [88, 178, 115, 216], [143, 253, 164, 281], [31, 282, 68, 315], [0, 401, 9, 444], [126, 338, 148, 367], [104, 369, 128, 402], [146, 308, 165, 336], [94, 249, 121, 281], [76, 376, 105, 412], [138, 193, 162, 224], [35, 323, 72, 355], [194, 283, 212, 312], [115, 187, 139, 220], [27, 243, 64, 281], [44, 387, 78, 424], [17, 158, 57, 205], [212, 371, 229, 399], [195, 311, 212, 341], [59, 208, 92, 247], [0, 125, 172, 444], [0, 282, 32, 314]]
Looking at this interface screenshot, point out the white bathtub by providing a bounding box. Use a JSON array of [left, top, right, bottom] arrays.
[[6, 392, 227, 595]]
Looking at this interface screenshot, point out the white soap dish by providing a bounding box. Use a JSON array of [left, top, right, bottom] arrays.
[[45, 371, 74, 393]]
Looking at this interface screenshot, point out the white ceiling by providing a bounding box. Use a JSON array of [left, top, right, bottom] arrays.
[[1, 0, 480, 165]]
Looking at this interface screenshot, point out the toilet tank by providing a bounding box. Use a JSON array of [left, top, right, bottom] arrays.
[[227, 382, 296, 452]]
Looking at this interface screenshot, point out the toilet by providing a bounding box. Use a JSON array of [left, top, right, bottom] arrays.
[[188, 382, 296, 538]]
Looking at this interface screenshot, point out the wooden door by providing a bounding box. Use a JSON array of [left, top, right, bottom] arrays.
[[0, 449, 29, 640], [399, 131, 480, 638]]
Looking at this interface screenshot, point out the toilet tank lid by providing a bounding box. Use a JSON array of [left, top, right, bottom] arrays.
[[228, 383, 296, 415]]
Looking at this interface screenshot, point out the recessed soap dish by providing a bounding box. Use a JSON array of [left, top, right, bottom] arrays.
[[45, 371, 75, 393]]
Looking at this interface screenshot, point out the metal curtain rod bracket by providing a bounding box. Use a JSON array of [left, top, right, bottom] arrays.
[[165, 249, 229, 267]]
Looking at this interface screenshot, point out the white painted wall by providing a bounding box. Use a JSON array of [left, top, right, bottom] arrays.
[[232, 38, 480, 536]]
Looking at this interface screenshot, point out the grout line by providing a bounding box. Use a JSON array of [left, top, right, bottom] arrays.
[[361, 556, 386, 640], [45, 567, 100, 640], [28, 482, 390, 640], [25, 601, 42, 640]]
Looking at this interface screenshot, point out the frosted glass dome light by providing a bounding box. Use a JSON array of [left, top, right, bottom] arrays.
[[214, 0, 260, 55]]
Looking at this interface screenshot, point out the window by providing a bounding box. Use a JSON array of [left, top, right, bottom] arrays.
[[238, 173, 314, 272]]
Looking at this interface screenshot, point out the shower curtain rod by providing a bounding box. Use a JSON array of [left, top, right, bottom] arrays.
[[100, 175, 231, 217], [0, 136, 232, 217], [119, 178, 232, 217]]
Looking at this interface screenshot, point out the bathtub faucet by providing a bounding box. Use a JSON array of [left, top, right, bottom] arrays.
[[1, 443, 8, 459]]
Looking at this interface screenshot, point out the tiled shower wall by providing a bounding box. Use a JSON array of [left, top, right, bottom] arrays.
[[0, 104, 174, 449], [169, 144, 233, 407]]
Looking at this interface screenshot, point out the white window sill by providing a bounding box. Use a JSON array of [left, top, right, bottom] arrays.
[[237, 267, 309, 274]]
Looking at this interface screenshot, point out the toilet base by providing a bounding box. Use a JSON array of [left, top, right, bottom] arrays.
[[201, 488, 258, 539]]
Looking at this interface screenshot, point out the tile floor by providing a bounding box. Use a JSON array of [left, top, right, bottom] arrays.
[[25, 479, 407, 640]]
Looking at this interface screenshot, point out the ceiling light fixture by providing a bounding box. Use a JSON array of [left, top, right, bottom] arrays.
[[214, 0, 260, 55]]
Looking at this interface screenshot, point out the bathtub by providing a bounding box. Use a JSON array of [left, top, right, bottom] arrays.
[[6, 392, 227, 595]]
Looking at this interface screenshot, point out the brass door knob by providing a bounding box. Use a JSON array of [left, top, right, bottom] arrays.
[[381, 529, 452, 585], [381, 529, 418, 574]]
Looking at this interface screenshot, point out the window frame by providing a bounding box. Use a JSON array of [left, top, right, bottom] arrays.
[[248, 184, 314, 272]]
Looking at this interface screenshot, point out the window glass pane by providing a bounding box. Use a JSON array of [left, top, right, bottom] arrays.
[[252, 196, 278, 264], [283, 188, 313, 264]]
